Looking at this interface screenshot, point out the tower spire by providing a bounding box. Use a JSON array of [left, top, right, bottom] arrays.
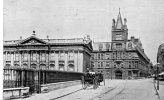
[[116, 8, 123, 29], [119, 7, 120, 14]]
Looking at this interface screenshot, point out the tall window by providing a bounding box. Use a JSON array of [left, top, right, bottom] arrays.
[[115, 35, 122, 40], [113, 52, 116, 59], [106, 61, 110, 67], [106, 44, 110, 51], [91, 61, 94, 67], [50, 51, 55, 61], [15, 53, 19, 61], [68, 51, 74, 60], [32, 53, 37, 61], [116, 43, 122, 49], [101, 54, 104, 59], [41, 53, 46, 61], [59, 51, 64, 60], [6, 52, 11, 61], [117, 52, 120, 59], [98, 53, 101, 59], [23, 53, 28, 61], [106, 53, 110, 59], [98, 62, 100, 67], [101, 62, 103, 67], [94, 54, 97, 59], [91, 54, 94, 59]]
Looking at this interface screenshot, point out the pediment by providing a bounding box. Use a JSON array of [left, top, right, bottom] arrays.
[[18, 36, 47, 45]]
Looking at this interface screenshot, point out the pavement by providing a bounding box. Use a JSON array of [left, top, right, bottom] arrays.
[[17, 84, 83, 100], [16, 79, 120, 100], [154, 80, 164, 100]]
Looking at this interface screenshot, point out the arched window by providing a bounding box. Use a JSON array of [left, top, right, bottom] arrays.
[[23, 63, 28, 68], [40, 64, 46, 70], [59, 64, 64, 71], [5, 64, 11, 69], [68, 64, 74, 71], [49, 64, 55, 70], [14, 64, 20, 68], [31, 63, 37, 69], [128, 42, 133, 49]]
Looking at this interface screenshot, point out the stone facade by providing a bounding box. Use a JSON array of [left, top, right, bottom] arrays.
[[157, 43, 164, 73], [91, 10, 150, 79], [3, 35, 92, 88]]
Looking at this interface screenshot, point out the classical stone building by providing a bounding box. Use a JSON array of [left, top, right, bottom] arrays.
[[3, 34, 92, 90], [157, 43, 164, 73], [91, 10, 150, 79]]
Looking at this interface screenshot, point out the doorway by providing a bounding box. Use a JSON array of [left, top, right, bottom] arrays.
[[115, 70, 122, 79]]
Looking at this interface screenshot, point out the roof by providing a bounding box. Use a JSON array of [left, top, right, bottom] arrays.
[[92, 42, 112, 51], [116, 10, 123, 29], [4, 36, 91, 45], [3, 35, 93, 51]]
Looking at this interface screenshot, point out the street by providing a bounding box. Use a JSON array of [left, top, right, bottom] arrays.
[[22, 79, 162, 100], [55, 79, 159, 100]]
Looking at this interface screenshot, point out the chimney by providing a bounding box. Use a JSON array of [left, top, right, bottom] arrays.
[[47, 35, 50, 41], [47, 35, 49, 39], [32, 30, 36, 36], [131, 36, 135, 42], [124, 18, 127, 25], [112, 19, 115, 29], [20, 36, 22, 40], [87, 35, 90, 40]]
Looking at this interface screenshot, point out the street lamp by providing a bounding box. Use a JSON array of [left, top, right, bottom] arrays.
[[157, 63, 160, 90]]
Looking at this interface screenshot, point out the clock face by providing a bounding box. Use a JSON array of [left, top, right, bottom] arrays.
[[115, 35, 122, 40]]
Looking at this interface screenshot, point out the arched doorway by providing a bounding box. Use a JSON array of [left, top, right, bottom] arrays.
[[115, 70, 122, 79]]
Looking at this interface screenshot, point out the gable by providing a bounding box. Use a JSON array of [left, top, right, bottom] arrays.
[[18, 36, 47, 45], [126, 41, 135, 50]]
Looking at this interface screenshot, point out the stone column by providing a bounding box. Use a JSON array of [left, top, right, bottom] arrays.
[[55, 51, 58, 70], [77, 51, 79, 72], [43, 71, 45, 84], [21, 71, 24, 87], [47, 51, 49, 70]]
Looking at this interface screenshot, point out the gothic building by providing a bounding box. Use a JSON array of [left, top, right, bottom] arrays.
[[3, 34, 92, 90], [91, 10, 150, 79]]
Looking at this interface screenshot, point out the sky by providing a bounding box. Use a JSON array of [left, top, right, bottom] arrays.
[[3, 0, 164, 64]]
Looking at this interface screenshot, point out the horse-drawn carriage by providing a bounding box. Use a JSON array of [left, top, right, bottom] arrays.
[[81, 72, 105, 89]]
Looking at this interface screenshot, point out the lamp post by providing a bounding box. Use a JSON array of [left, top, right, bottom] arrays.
[[154, 66, 156, 83], [157, 63, 160, 90]]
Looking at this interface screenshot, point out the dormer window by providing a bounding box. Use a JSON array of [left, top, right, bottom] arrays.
[[99, 44, 103, 51], [116, 43, 122, 49]]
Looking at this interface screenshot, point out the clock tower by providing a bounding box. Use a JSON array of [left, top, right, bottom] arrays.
[[112, 9, 128, 42]]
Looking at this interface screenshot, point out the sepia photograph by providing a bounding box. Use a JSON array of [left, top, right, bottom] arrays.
[[2, 0, 164, 100]]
